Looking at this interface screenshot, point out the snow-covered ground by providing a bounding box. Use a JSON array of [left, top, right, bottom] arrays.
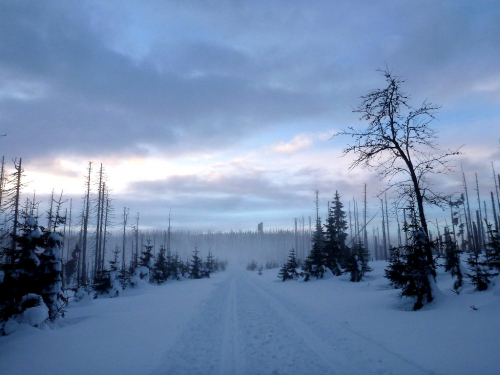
[[1, 262, 499, 375]]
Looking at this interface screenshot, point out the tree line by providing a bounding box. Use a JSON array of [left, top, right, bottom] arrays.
[[0, 159, 226, 335]]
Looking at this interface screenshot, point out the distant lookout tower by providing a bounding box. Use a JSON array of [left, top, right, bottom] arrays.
[[258, 222, 263, 234]]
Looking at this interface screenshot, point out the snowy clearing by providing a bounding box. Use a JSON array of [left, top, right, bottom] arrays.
[[1, 262, 499, 375]]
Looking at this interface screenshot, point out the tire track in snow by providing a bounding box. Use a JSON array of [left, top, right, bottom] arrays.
[[240, 274, 357, 375], [151, 275, 235, 375], [152, 271, 437, 375], [219, 275, 245, 375], [229, 272, 345, 375], [248, 275, 439, 375]]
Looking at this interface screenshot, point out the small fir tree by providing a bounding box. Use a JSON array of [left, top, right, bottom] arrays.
[[152, 245, 168, 284], [139, 240, 155, 269], [39, 230, 65, 320], [442, 228, 463, 293], [278, 248, 300, 281], [206, 250, 215, 275], [0, 212, 44, 323], [108, 247, 122, 297], [302, 218, 326, 281], [169, 251, 182, 280], [385, 247, 406, 288], [138, 240, 154, 281], [92, 268, 111, 296], [485, 224, 500, 272], [345, 241, 372, 282], [465, 247, 491, 291], [189, 247, 202, 279]]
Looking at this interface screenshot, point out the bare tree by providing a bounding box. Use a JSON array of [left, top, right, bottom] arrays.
[[3, 158, 26, 259], [81, 162, 92, 285], [335, 69, 461, 270], [122, 207, 129, 270]]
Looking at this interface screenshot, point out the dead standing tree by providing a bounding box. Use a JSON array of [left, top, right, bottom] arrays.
[[335, 69, 461, 276]]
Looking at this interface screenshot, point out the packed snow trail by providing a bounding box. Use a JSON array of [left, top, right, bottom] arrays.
[[3, 264, 499, 374], [152, 270, 434, 375]]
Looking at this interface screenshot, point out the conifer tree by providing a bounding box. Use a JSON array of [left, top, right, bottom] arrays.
[[385, 247, 406, 288], [170, 251, 182, 280], [15, 212, 43, 298], [345, 241, 372, 282], [302, 191, 327, 281], [278, 248, 299, 281], [93, 247, 121, 296], [465, 224, 499, 291], [205, 250, 215, 275], [465, 247, 490, 291], [442, 227, 463, 292], [0, 207, 44, 322], [164, 249, 175, 280], [152, 245, 168, 284], [323, 191, 349, 275], [138, 240, 154, 281], [39, 215, 65, 321], [92, 266, 111, 295], [189, 247, 202, 279], [485, 224, 500, 272], [302, 218, 326, 281], [139, 240, 154, 269], [108, 246, 121, 297]]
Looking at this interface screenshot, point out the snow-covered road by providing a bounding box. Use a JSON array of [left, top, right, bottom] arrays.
[[2, 264, 499, 375], [152, 270, 432, 375]]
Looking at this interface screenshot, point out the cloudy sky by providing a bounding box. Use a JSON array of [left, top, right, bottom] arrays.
[[1, 0, 499, 231]]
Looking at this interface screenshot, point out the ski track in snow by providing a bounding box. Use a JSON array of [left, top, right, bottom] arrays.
[[151, 271, 436, 375]]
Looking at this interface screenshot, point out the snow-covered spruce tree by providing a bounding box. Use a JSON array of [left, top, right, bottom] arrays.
[[92, 267, 111, 295], [205, 250, 215, 276], [189, 247, 202, 279], [180, 257, 190, 278], [278, 248, 300, 281], [93, 247, 121, 297], [442, 227, 463, 293], [137, 240, 154, 281], [39, 225, 65, 320], [484, 224, 500, 272], [152, 245, 167, 284], [385, 247, 406, 289], [345, 241, 372, 282], [302, 218, 326, 281], [323, 191, 349, 275], [117, 262, 131, 290], [107, 247, 121, 297], [168, 251, 181, 280], [0, 210, 44, 323], [465, 244, 493, 292]]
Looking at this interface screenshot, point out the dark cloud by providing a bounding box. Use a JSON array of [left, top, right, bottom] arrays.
[[1, 1, 499, 160]]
